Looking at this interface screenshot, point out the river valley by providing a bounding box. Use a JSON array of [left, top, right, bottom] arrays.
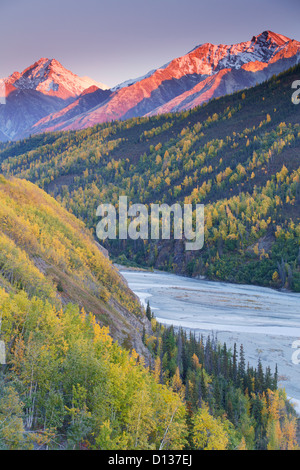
[[121, 269, 300, 412]]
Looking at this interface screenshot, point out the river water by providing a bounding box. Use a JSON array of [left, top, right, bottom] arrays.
[[120, 269, 300, 410]]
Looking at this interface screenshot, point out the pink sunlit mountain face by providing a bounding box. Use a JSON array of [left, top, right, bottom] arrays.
[[6, 58, 109, 99], [0, 58, 110, 141], [1, 31, 300, 141]]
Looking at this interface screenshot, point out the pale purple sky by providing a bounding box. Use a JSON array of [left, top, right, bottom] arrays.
[[1, 0, 300, 88]]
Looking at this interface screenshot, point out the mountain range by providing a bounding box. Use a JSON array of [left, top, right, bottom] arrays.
[[1, 30, 300, 141]]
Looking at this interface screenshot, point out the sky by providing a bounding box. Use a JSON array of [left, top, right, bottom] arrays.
[[0, 0, 300, 88]]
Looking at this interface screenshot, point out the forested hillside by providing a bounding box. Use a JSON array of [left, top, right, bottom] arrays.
[[0, 176, 296, 450], [0, 176, 184, 449], [0, 65, 299, 291], [0, 176, 149, 353], [144, 303, 297, 450]]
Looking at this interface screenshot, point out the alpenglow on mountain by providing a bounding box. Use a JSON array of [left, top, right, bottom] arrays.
[[0, 31, 300, 141]]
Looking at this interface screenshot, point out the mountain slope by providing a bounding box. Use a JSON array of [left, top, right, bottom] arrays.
[[31, 86, 112, 133], [0, 175, 150, 354]]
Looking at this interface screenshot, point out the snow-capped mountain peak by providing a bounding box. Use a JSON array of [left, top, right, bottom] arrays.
[[8, 58, 109, 99], [185, 30, 297, 75], [251, 30, 290, 47]]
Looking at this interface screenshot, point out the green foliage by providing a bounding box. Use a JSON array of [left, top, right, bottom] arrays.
[[0, 289, 187, 449]]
